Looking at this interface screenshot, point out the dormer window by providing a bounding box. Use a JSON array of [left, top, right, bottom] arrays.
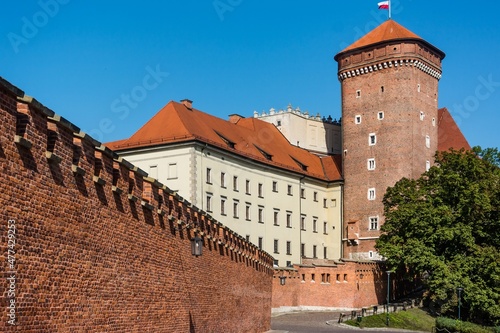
[[290, 156, 308, 171], [254, 144, 273, 161], [214, 130, 235, 149]]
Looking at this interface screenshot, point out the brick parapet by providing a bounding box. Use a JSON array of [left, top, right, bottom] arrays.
[[272, 260, 387, 310], [0, 78, 273, 332]]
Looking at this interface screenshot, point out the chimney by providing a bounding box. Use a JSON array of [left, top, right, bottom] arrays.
[[181, 99, 193, 109], [228, 114, 245, 124]]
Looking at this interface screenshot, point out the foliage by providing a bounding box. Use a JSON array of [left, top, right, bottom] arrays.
[[344, 308, 435, 331], [436, 317, 494, 333], [376, 148, 500, 325]]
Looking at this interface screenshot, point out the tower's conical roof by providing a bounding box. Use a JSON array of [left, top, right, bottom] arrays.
[[335, 20, 445, 60]]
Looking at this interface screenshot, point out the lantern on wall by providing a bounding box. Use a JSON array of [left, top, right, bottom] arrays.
[[279, 276, 286, 286], [191, 236, 203, 257]]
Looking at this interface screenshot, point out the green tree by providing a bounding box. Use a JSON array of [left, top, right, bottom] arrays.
[[376, 148, 500, 325]]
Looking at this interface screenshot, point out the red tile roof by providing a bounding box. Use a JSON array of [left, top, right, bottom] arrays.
[[335, 20, 445, 59], [106, 101, 343, 182], [438, 107, 471, 151]]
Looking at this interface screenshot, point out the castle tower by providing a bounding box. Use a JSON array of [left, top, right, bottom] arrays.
[[334, 20, 445, 260]]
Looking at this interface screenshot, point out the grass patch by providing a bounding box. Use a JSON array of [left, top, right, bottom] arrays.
[[344, 308, 435, 332]]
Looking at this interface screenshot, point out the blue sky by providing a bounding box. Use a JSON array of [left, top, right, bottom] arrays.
[[1, 1, 499, 149]]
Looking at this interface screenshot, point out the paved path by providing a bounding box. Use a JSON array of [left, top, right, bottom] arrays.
[[268, 311, 427, 333]]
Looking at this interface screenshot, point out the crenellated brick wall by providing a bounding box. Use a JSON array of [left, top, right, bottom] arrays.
[[272, 259, 388, 311], [0, 77, 273, 333]]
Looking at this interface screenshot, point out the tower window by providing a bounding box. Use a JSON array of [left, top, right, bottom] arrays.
[[417, 84, 421, 93], [378, 111, 384, 120], [426, 160, 431, 171], [355, 115, 361, 124], [276, 120, 281, 126], [381, 86, 384, 93], [432, 118, 436, 127], [426, 135, 431, 148], [369, 133, 377, 146], [369, 216, 379, 230], [368, 188, 376, 200], [367, 158, 376, 170], [420, 112, 425, 121], [356, 90, 361, 98]]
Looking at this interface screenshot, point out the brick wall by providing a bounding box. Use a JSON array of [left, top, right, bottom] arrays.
[[272, 260, 387, 310], [0, 78, 273, 333]]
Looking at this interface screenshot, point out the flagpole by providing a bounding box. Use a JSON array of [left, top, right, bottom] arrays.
[[389, 0, 392, 19]]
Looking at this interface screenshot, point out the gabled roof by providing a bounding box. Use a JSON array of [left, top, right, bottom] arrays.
[[438, 107, 471, 151], [106, 101, 342, 182], [335, 20, 445, 60]]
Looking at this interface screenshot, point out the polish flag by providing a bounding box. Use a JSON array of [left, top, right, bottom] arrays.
[[378, 1, 389, 9]]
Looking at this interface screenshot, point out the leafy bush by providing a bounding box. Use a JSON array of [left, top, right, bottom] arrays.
[[436, 317, 493, 333]]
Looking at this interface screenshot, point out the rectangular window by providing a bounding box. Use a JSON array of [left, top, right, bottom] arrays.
[[369, 251, 374, 258], [233, 176, 238, 191], [323, 221, 328, 234], [245, 179, 250, 194], [313, 245, 317, 258], [272, 181, 278, 192], [286, 261, 292, 267], [369, 133, 377, 146], [313, 191, 318, 202], [426, 160, 431, 171], [245, 203, 251, 220], [420, 111, 425, 121], [369, 216, 379, 230], [220, 197, 226, 215], [233, 200, 239, 218], [206, 168, 212, 184], [330, 199, 337, 208], [273, 239, 279, 254], [368, 188, 376, 200], [206, 194, 212, 212], [287, 185, 293, 195], [300, 188, 305, 199], [300, 215, 306, 230], [286, 212, 292, 228], [323, 198, 327, 208], [356, 89, 361, 98], [326, 273, 331, 283], [336, 274, 340, 282], [273, 210, 279, 226], [286, 241, 291, 255], [426, 135, 431, 148], [258, 237, 263, 250], [149, 165, 158, 179], [246, 235, 250, 242], [258, 183, 263, 197], [313, 218, 318, 233], [378, 111, 384, 120], [273, 259, 278, 267], [301, 243, 305, 257], [355, 115, 361, 124], [344, 274, 348, 282], [323, 246, 327, 259], [220, 172, 226, 188], [321, 273, 326, 283], [258, 206, 264, 223], [368, 158, 376, 170], [168, 163, 178, 179]]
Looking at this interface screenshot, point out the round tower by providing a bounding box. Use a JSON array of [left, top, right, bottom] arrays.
[[334, 20, 445, 260]]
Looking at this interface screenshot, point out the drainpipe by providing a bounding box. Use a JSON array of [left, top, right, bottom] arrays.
[[299, 174, 305, 265], [200, 144, 208, 208]]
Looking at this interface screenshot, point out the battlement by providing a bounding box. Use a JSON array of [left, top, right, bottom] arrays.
[[0, 76, 273, 332]]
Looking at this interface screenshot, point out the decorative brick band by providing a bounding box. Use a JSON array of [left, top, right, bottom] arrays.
[[338, 58, 442, 81]]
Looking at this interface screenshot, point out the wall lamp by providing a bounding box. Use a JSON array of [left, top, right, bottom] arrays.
[[191, 235, 203, 257], [279, 276, 286, 286]]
